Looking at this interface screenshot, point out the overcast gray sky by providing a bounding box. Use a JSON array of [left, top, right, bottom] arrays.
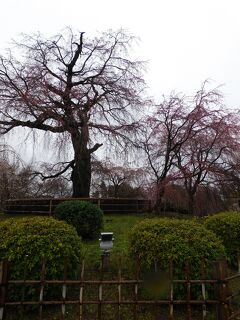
[[1, 0, 240, 161], [1, 0, 240, 105]]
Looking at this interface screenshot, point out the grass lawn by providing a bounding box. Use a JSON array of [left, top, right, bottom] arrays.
[[84, 214, 146, 265]]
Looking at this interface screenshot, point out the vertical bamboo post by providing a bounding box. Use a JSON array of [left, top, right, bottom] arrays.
[[213, 261, 221, 320], [98, 256, 104, 320], [237, 255, 240, 274], [200, 259, 207, 320], [39, 258, 46, 320], [79, 259, 85, 320], [49, 199, 52, 216], [117, 258, 122, 320], [133, 256, 140, 320], [0, 259, 9, 320], [219, 260, 230, 320], [61, 258, 68, 320], [136, 200, 139, 214], [148, 200, 152, 212], [168, 259, 174, 320], [214, 260, 229, 320], [20, 258, 28, 318], [154, 259, 158, 320], [185, 261, 191, 320]]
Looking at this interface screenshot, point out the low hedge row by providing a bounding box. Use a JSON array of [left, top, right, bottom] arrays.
[[0, 216, 83, 301], [129, 218, 225, 274], [129, 211, 240, 271], [129, 218, 225, 298], [204, 211, 240, 266]]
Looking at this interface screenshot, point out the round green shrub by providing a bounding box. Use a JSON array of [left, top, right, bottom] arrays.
[[129, 218, 225, 286], [0, 216, 83, 278], [204, 211, 240, 266], [54, 200, 103, 239], [0, 216, 83, 302]]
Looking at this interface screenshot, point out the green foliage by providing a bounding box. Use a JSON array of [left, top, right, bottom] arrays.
[[129, 218, 225, 297], [0, 216, 83, 301], [204, 211, 240, 266], [54, 200, 103, 239]]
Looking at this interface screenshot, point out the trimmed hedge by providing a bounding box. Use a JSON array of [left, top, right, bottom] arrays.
[[0, 217, 83, 300], [129, 218, 225, 281], [54, 200, 103, 239], [204, 211, 240, 266]]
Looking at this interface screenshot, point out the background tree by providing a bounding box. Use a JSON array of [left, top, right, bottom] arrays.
[[136, 88, 209, 211], [210, 145, 240, 210], [136, 95, 187, 210], [137, 83, 240, 213], [174, 90, 240, 214], [32, 176, 72, 198], [0, 148, 72, 207], [0, 29, 146, 197], [91, 159, 146, 198], [32, 161, 72, 197], [0, 146, 34, 207]]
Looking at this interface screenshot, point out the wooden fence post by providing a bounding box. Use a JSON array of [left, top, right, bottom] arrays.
[[214, 260, 229, 320], [200, 259, 207, 320], [148, 200, 152, 212], [136, 200, 139, 214], [237, 255, 240, 273], [117, 258, 122, 320], [61, 258, 68, 320], [133, 256, 140, 320], [79, 260, 85, 320], [168, 259, 174, 320], [185, 260, 192, 320], [39, 258, 46, 320], [49, 199, 52, 216], [98, 256, 104, 320], [0, 259, 9, 320]]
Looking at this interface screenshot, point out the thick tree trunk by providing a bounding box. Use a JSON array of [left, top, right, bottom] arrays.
[[71, 155, 91, 197], [188, 193, 195, 215], [114, 184, 120, 198], [154, 183, 165, 213], [70, 127, 91, 198]]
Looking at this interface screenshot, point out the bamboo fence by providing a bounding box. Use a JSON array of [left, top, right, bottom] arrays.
[[1, 257, 240, 320]]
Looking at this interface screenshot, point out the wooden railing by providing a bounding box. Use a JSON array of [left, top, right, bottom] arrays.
[[0, 257, 240, 319], [4, 198, 152, 215]]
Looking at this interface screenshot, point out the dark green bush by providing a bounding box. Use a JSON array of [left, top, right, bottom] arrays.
[[129, 218, 225, 298], [204, 211, 240, 266], [0, 216, 83, 302], [54, 200, 103, 239]]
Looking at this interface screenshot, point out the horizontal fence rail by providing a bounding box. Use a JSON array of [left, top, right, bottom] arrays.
[[0, 257, 240, 320], [4, 198, 152, 215]]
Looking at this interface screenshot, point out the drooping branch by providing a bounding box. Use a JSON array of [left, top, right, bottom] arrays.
[[33, 160, 75, 180], [0, 118, 66, 133], [89, 143, 103, 154]]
